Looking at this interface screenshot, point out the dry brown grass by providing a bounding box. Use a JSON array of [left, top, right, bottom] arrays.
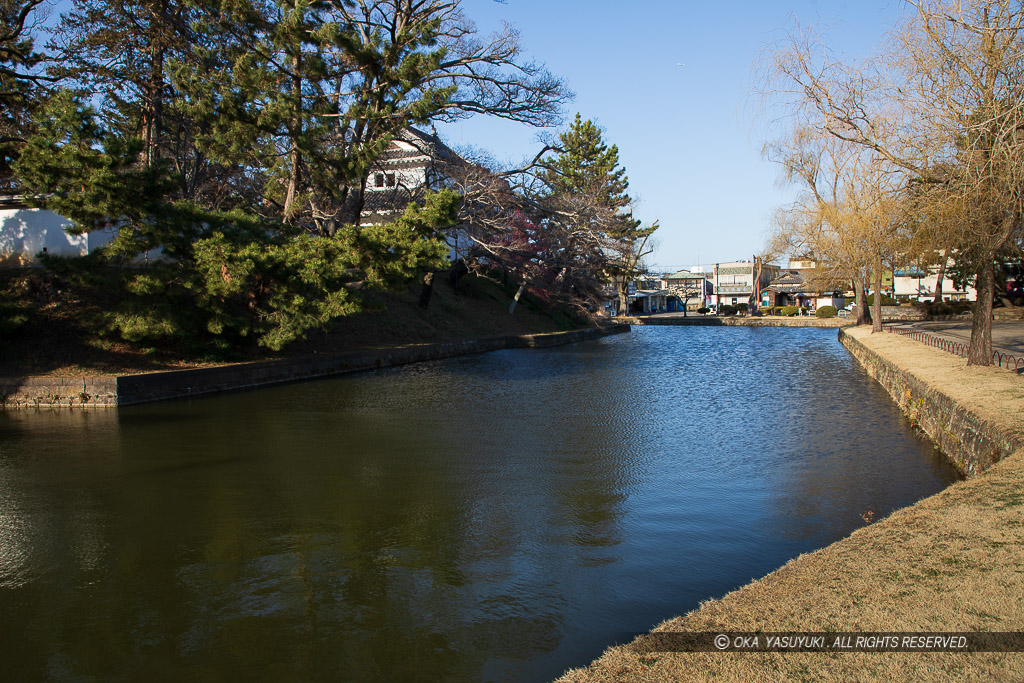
[[558, 326, 1024, 682]]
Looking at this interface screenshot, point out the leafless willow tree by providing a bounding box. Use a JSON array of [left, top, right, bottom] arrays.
[[763, 0, 1024, 364], [765, 126, 894, 327]]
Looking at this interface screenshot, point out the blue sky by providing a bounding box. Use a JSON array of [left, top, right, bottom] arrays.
[[437, 0, 908, 271]]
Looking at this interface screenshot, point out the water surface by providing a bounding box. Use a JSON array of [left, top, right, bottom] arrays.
[[0, 326, 958, 681]]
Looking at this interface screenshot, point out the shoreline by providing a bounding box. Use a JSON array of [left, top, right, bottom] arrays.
[[558, 324, 1024, 681], [839, 327, 1023, 475], [0, 324, 630, 408], [619, 314, 852, 328]]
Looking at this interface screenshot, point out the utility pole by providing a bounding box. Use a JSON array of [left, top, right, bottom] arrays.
[[750, 254, 762, 316], [714, 263, 719, 313]]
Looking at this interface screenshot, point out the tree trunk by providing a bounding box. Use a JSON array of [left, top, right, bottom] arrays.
[[933, 253, 947, 303], [285, 142, 301, 218], [447, 260, 467, 293], [141, 0, 166, 171], [967, 257, 995, 366], [418, 271, 434, 308], [871, 257, 883, 333], [751, 256, 762, 316], [617, 279, 628, 316], [339, 181, 366, 227], [855, 274, 872, 326], [508, 281, 527, 315], [142, 46, 164, 168], [284, 40, 302, 219]]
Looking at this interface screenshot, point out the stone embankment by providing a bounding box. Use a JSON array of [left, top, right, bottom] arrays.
[[621, 314, 852, 328], [840, 327, 1022, 475], [559, 325, 1024, 682], [0, 325, 629, 408]]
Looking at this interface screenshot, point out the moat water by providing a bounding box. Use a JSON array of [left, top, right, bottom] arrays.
[[0, 326, 958, 681]]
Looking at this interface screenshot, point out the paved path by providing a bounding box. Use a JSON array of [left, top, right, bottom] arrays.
[[888, 320, 1024, 356]]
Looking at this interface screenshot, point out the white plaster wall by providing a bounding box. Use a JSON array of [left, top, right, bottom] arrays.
[[365, 163, 427, 193], [444, 227, 473, 262], [0, 208, 114, 265], [816, 295, 846, 309]]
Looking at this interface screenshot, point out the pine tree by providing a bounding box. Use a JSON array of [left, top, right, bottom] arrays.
[[13, 90, 174, 257], [12, 0, 571, 351], [540, 114, 657, 314], [176, 0, 569, 233], [0, 0, 48, 189], [541, 114, 634, 211], [48, 0, 193, 168]]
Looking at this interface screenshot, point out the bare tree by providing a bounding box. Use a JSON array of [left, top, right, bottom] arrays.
[[765, 126, 892, 327], [763, 1, 1024, 364], [437, 146, 641, 318]]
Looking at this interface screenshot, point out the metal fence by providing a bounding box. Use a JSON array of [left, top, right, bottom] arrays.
[[881, 324, 1024, 373]]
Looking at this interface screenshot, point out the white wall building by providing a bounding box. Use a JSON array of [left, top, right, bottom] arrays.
[[1, 128, 485, 268], [710, 260, 779, 309], [893, 264, 976, 302]]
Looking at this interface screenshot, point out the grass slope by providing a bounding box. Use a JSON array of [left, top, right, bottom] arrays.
[[0, 268, 584, 377]]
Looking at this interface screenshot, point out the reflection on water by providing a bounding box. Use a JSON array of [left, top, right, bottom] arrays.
[[0, 327, 958, 681]]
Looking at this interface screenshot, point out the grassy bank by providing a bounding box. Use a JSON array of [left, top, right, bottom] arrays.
[[0, 267, 584, 377], [558, 325, 1024, 682]]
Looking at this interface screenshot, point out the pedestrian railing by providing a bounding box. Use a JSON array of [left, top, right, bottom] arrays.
[[881, 324, 1024, 373]]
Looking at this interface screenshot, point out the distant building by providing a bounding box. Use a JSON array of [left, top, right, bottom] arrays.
[[627, 288, 670, 315], [662, 269, 713, 311], [893, 261, 976, 302], [787, 259, 816, 270], [710, 261, 779, 309], [763, 269, 845, 310], [763, 270, 814, 308]]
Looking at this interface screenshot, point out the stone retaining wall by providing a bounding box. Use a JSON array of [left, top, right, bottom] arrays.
[[621, 315, 852, 328], [720, 316, 851, 328], [619, 316, 723, 326], [1, 325, 629, 408], [0, 376, 119, 408], [878, 305, 928, 321], [839, 328, 1024, 476]]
